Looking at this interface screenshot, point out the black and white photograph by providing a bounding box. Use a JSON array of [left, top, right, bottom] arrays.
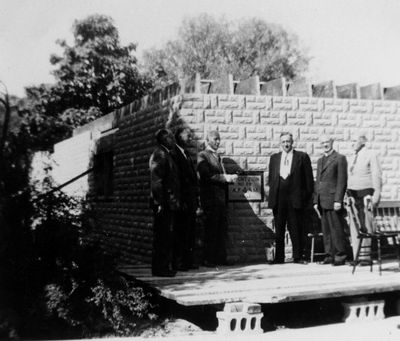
[[1, 0, 400, 340]]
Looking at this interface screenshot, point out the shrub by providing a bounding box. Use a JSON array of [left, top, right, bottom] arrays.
[[31, 176, 156, 337]]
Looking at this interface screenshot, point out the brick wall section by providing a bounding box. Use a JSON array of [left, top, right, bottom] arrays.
[[49, 91, 400, 265], [85, 95, 184, 264]]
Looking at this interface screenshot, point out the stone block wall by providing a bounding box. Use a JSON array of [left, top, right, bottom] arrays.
[[47, 82, 400, 265], [177, 94, 400, 263]]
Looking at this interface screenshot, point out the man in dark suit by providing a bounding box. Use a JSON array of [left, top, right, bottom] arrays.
[[197, 130, 237, 267], [170, 126, 199, 271], [313, 135, 349, 266], [268, 132, 314, 264], [149, 129, 180, 277]]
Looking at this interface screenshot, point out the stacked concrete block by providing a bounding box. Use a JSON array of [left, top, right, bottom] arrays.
[[177, 94, 400, 262]]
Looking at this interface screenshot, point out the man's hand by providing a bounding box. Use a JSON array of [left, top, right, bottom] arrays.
[[225, 174, 238, 183], [372, 193, 380, 208], [333, 202, 342, 211], [313, 204, 321, 219]]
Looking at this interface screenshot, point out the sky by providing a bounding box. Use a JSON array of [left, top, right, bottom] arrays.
[[1, 0, 400, 97]]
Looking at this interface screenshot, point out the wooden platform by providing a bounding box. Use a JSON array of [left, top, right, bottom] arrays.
[[120, 261, 400, 306]]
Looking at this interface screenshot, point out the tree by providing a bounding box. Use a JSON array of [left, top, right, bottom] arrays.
[[21, 14, 152, 150], [49, 14, 151, 113], [0, 82, 32, 340], [142, 14, 309, 88], [0, 15, 157, 338], [229, 18, 309, 81]]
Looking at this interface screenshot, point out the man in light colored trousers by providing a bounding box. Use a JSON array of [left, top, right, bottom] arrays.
[[347, 134, 382, 262]]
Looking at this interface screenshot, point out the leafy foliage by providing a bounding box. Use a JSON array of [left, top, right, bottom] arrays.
[[28, 174, 155, 337], [0, 14, 157, 340], [43, 250, 155, 337], [20, 14, 152, 150], [49, 14, 150, 113], [142, 14, 309, 88]]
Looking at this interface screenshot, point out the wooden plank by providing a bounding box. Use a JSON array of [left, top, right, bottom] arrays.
[[170, 271, 400, 305], [159, 265, 396, 297], [133, 263, 345, 285], [120, 262, 400, 306]]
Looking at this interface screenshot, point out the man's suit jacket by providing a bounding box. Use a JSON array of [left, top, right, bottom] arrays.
[[313, 151, 347, 210], [268, 150, 314, 209], [170, 144, 198, 209], [197, 149, 227, 208], [149, 146, 180, 211]]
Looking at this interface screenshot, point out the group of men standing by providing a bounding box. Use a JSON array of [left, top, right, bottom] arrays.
[[149, 127, 382, 276], [149, 128, 236, 277], [268, 131, 381, 266]]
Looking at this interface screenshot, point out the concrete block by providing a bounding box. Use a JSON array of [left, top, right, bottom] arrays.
[[236, 76, 260, 95], [216, 302, 263, 334], [260, 78, 287, 96], [336, 83, 359, 99], [204, 110, 226, 124], [246, 96, 273, 110], [342, 300, 385, 323], [272, 97, 294, 111], [210, 74, 234, 94], [324, 100, 345, 113], [232, 110, 254, 124], [312, 81, 336, 98], [360, 83, 383, 100], [384, 85, 400, 100], [287, 77, 312, 97]]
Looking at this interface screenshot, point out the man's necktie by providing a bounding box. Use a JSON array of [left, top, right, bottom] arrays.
[[350, 152, 358, 174], [284, 155, 289, 166], [217, 154, 226, 174], [281, 154, 290, 179]]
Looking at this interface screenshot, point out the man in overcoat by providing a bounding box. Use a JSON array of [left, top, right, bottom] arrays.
[[197, 130, 237, 267], [149, 129, 180, 277], [313, 135, 349, 266], [268, 132, 314, 263], [170, 126, 199, 270]]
